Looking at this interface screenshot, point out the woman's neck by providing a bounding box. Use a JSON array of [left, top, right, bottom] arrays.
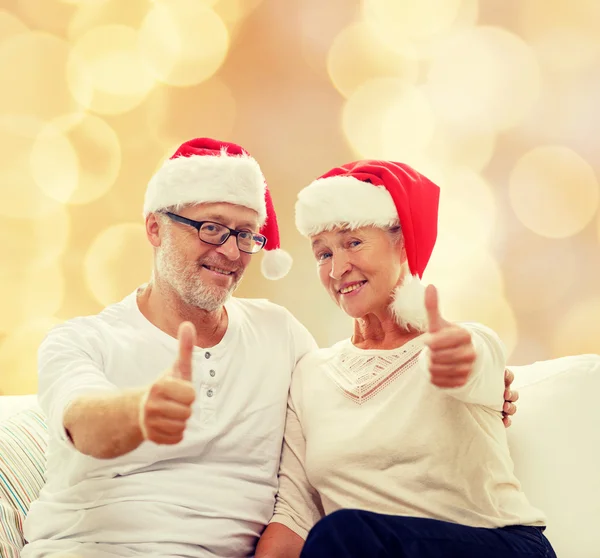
[[352, 312, 422, 350]]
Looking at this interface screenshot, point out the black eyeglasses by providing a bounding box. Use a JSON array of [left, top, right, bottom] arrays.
[[163, 212, 267, 254]]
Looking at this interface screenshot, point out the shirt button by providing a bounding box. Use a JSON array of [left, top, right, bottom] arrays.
[[207, 389, 214, 397], [205, 352, 211, 359], [209, 370, 216, 377]]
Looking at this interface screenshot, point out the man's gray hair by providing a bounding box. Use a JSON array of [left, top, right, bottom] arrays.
[[153, 204, 195, 225]]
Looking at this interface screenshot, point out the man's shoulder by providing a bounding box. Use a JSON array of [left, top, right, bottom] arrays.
[[230, 296, 294, 322], [43, 293, 137, 345], [289, 346, 341, 397]]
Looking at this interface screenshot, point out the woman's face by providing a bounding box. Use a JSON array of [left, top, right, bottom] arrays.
[[311, 225, 407, 319]]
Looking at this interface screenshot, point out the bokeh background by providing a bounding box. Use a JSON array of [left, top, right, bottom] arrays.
[[1, 0, 599, 395]]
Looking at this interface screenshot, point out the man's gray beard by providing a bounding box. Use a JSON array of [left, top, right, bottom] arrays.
[[155, 237, 242, 312], [180, 280, 236, 312]]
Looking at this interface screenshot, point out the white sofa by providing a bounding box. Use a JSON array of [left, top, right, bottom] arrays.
[[0, 394, 38, 423], [1, 355, 599, 557]]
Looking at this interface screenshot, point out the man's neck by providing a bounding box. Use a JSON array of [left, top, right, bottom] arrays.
[[137, 281, 228, 348]]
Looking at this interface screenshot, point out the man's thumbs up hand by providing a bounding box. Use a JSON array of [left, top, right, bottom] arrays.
[[138, 322, 197, 444], [171, 322, 196, 382]]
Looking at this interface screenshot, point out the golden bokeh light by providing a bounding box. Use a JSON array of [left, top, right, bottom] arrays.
[[0, 0, 599, 398], [453, 0, 479, 28], [552, 296, 600, 357], [67, 0, 152, 39], [0, 204, 70, 272], [0, 32, 83, 121], [30, 124, 77, 203], [342, 78, 393, 158], [457, 296, 518, 359], [212, 0, 256, 38], [0, 116, 65, 218], [13, 0, 75, 36], [0, 9, 28, 44], [0, 262, 64, 334], [221, 0, 265, 14], [380, 86, 436, 161], [503, 234, 579, 312], [327, 21, 419, 99], [435, 169, 497, 257], [146, 79, 236, 149], [212, 0, 241, 30], [432, 121, 496, 172], [0, 317, 61, 395], [405, 160, 450, 192], [362, 0, 463, 46], [530, 27, 600, 76], [60, 0, 110, 4], [84, 223, 152, 307], [67, 24, 156, 115], [509, 146, 599, 238], [429, 269, 517, 358], [343, 79, 435, 160], [299, 0, 371, 76], [426, 26, 541, 130], [62, 0, 143, 4], [406, 0, 481, 59], [148, 142, 182, 178], [518, 0, 600, 50], [30, 113, 121, 205], [425, 248, 517, 357], [139, 0, 229, 87], [211, 0, 266, 40], [426, 250, 505, 305]]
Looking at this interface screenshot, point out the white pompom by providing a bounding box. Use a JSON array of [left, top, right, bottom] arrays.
[[261, 248, 293, 280], [389, 274, 428, 332]]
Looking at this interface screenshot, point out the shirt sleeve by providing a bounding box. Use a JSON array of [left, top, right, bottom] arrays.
[[286, 311, 319, 366], [37, 321, 119, 451], [420, 322, 506, 411], [270, 365, 324, 539]]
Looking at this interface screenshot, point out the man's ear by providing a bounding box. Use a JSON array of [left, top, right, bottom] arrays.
[[146, 213, 162, 247]]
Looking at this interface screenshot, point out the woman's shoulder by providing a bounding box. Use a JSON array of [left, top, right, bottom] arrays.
[[294, 339, 350, 373]]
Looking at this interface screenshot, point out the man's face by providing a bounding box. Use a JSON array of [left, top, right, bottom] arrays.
[[154, 202, 259, 311]]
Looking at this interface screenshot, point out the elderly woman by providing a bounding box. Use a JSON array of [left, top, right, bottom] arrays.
[[256, 160, 556, 558]]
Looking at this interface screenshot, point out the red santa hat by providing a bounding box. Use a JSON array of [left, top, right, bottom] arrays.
[[144, 137, 292, 280], [295, 160, 440, 331]]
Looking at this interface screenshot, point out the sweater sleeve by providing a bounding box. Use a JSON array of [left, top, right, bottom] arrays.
[[420, 322, 506, 411], [270, 366, 324, 539]]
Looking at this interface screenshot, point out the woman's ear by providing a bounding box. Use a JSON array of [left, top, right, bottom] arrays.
[[398, 240, 408, 264]]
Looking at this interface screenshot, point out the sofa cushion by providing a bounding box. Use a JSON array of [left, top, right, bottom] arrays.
[[508, 354, 600, 558], [0, 407, 47, 557], [0, 395, 39, 423]]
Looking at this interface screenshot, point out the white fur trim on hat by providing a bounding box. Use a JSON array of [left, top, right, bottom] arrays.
[[144, 151, 267, 223], [295, 175, 398, 237], [261, 248, 293, 280], [389, 274, 428, 332]]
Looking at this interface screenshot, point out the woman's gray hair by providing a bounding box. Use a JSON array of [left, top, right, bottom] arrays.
[[387, 222, 402, 244]]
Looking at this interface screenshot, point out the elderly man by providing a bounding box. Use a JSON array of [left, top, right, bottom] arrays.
[[22, 138, 314, 558], [22, 138, 518, 558]]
